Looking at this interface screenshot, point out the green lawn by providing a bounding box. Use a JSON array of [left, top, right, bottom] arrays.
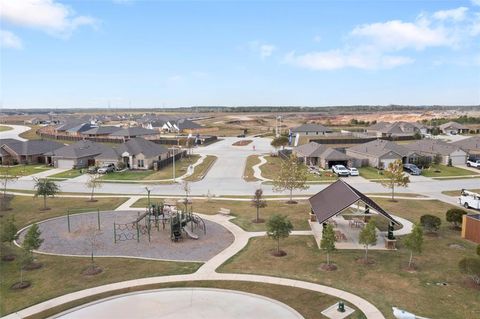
[[0, 195, 127, 228], [183, 155, 217, 182], [99, 155, 201, 181], [442, 189, 480, 196], [133, 198, 311, 232], [50, 169, 84, 179], [422, 164, 478, 177], [262, 156, 338, 182], [243, 155, 261, 182], [0, 125, 13, 132], [18, 125, 42, 140], [219, 198, 479, 319], [0, 248, 201, 316], [358, 167, 386, 180], [0, 164, 51, 177]]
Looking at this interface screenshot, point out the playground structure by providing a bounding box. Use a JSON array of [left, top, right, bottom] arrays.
[[114, 200, 206, 244]]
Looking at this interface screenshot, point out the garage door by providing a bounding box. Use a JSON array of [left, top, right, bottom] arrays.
[[381, 159, 397, 168], [450, 155, 466, 165], [56, 159, 74, 169]]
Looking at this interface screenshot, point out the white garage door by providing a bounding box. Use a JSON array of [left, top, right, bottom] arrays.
[[381, 158, 397, 168], [450, 155, 466, 165], [56, 159, 74, 169]]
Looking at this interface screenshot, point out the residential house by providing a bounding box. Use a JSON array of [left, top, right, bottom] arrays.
[[439, 122, 469, 135], [47, 140, 110, 169], [95, 138, 169, 170], [0, 139, 63, 165], [293, 142, 353, 168], [452, 136, 480, 160], [346, 139, 416, 168], [81, 126, 122, 137], [109, 127, 159, 141], [405, 139, 468, 165], [366, 121, 423, 138], [290, 124, 333, 137]]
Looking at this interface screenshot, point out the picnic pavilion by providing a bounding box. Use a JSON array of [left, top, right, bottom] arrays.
[[308, 179, 400, 250]]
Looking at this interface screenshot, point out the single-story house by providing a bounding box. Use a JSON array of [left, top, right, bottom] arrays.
[[290, 124, 333, 137], [366, 121, 423, 138], [452, 136, 480, 160], [81, 126, 122, 137], [0, 139, 63, 165], [109, 127, 159, 141], [439, 121, 469, 135], [96, 137, 169, 170], [293, 142, 353, 168], [46, 140, 111, 169], [346, 139, 416, 168], [405, 139, 468, 165]]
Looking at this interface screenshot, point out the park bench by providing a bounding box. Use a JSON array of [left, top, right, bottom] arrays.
[[218, 208, 231, 216]]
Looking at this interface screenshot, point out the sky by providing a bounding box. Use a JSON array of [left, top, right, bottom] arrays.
[[1, 0, 480, 108]]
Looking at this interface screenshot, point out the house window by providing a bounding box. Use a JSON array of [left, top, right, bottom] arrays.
[[138, 159, 144, 168]]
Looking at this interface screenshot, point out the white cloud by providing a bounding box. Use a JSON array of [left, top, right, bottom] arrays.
[[249, 41, 276, 59], [351, 19, 453, 51], [433, 7, 468, 21], [284, 49, 413, 70], [0, 0, 97, 37], [471, 0, 480, 6], [0, 30, 23, 49]]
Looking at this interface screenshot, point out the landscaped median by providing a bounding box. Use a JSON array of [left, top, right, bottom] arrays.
[[218, 198, 479, 319]]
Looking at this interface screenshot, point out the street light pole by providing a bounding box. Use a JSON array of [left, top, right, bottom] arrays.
[[172, 147, 176, 183]]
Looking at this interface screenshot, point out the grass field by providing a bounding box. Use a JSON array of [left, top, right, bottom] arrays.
[[442, 189, 480, 196], [0, 164, 51, 177], [18, 125, 42, 140], [0, 125, 13, 132], [0, 248, 201, 316], [0, 196, 127, 228], [262, 156, 338, 182], [219, 198, 479, 319], [50, 169, 83, 179], [183, 155, 217, 182], [133, 198, 311, 231], [358, 167, 386, 180], [422, 164, 478, 177], [243, 155, 261, 182]]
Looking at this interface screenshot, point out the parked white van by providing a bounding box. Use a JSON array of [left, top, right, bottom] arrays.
[[459, 189, 480, 210]]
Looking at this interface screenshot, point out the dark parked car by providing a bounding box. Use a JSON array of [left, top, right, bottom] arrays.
[[403, 163, 422, 175]]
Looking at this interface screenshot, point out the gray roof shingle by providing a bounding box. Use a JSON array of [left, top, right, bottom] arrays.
[[347, 139, 411, 157]]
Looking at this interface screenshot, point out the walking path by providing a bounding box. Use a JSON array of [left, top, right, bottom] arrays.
[[252, 155, 270, 181]]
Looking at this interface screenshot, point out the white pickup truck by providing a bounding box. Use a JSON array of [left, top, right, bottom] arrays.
[[466, 159, 480, 168], [331, 165, 350, 177]]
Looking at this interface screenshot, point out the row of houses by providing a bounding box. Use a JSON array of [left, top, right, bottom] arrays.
[[1, 138, 173, 170], [293, 136, 480, 169]]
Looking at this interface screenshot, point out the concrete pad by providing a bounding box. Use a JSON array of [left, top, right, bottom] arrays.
[[321, 302, 355, 319], [52, 288, 304, 319]]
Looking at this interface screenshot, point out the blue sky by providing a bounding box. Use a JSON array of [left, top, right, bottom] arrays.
[[1, 0, 480, 108]]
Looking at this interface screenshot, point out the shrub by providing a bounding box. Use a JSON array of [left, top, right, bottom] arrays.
[[458, 257, 480, 286], [420, 214, 441, 232], [446, 208, 467, 228]]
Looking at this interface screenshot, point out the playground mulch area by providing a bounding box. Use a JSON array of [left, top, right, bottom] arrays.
[[17, 210, 234, 262]]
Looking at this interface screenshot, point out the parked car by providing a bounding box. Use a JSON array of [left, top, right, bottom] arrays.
[[466, 159, 480, 168], [348, 167, 359, 176], [331, 165, 350, 177], [87, 166, 97, 174], [237, 134, 246, 138], [97, 163, 115, 174], [403, 163, 422, 175]]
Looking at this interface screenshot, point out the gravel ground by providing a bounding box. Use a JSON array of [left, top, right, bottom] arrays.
[[18, 210, 234, 262]]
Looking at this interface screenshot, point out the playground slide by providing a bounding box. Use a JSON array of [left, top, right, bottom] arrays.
[[183, 227, 199, 240]]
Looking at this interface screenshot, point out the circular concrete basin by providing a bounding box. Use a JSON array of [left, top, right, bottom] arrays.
[[53, 288, 304, 319]]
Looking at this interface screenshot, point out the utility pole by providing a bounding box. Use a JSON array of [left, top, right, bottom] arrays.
[[172, 147, 176, 183]]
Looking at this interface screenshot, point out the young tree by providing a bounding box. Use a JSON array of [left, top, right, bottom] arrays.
[[0, 163, 18, 211], [33, 178, 60, 210], [22, 223, 44, 269], [404, 223, 424, 268], [1, 216, 19, 261], [251, 188, 267, 223], [86, 173, 103, 202], [272, 154, 309, 203], [419, 214, 441, 233], [359, 220, 377, 263], [446, 208, 467, 229], [84, 224, 103, 274], [270, 136, 289, 151], [320, 224, 336, 266], [266, 214, 293, 256], [380, 160, 410, 201]]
